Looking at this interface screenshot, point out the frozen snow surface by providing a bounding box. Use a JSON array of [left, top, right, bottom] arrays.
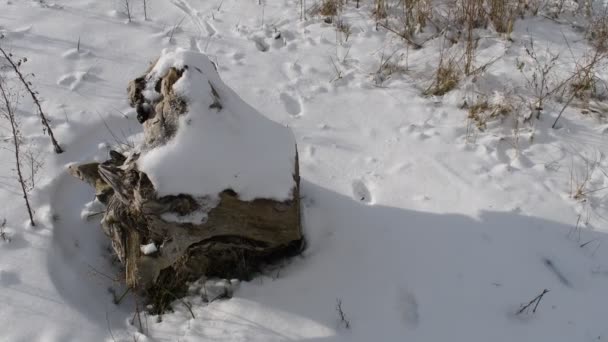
[[0, 0, 608, 341], [137, 48, 297, 201]]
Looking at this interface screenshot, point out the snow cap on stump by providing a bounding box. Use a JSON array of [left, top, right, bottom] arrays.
[[137, 48, 297, 202]]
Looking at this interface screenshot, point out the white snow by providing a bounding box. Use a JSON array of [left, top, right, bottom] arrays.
[[140, 243, 158, 255], [79, 199, 105, 220], [137, 48, 297, 201], [1, 0, 608, 341]]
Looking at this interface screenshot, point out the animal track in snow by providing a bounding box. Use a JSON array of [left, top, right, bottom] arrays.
[[352, 179, 372, 204], [283, 62, 302, 79], [280, 92, 302, 116], [57, 73, 82, 90], [232, 52, 245, 61], [398, 289, 420, 327], [61, 48, 93, 59], [251, 37, 269, 52], [57, 71, 101, 90], [169, 0, 215, 37], [0, 25, 31, 39], [402, 122, 439, 141]]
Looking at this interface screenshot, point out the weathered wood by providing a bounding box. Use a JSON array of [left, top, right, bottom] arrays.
[[132, 161, 301, 289], [69, 55, 302, 312]]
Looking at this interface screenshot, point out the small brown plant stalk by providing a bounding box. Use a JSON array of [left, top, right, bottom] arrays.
[[0, 218, 9, 242], [0, 45, 63, 153], [425, 42, 460, 96], [124, 0, 132, 22], [336, 298, 351, 329], [552, 32, 608, 128], [378, 22, 423, 49], [318, 0, 340, 16], [516, 39, 560, 120], [374, 0, 388, 27], [0, 77, 36, 226], [461, 0, 483, 75]]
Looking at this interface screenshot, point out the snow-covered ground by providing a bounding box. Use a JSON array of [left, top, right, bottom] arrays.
[[1, 0, 608, 341]]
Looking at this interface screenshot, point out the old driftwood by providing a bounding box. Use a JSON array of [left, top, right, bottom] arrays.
[[69, 53, 302, 311]]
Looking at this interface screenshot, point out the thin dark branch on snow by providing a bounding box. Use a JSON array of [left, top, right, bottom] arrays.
[[0, 46, 63, 153], [336, 298, 351, 329], [0, 77, 35, 225], [517, 289, 549, 315]]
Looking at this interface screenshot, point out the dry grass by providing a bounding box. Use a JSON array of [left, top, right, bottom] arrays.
[[336, 18, 352, 41], [382, 60, 408, 75], [526, 0, 543, 16], [570, 69, 597, 104], [570, 155, 605, 201], [467, 97, 514, 130], [552, 27, 608, 125], [318, 0, 341, 16], [587, 11, 608, 53], [460, 0, 482, 75], [375, 52, 408, 85], [425, 53, 460, 96], [456, 0, 486, 29], [402, 0, 432, 36], [454, 0, 519, 35], [489, 0, 516, 34], [516, 39, 560, 120], [374, 0, 388, 20]]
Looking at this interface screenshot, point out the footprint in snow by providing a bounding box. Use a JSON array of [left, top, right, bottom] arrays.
[[351, 180, 372, 204], [493, 139, 511, 165], [189, 37, 198, 51], [232, 52, 245, 61], [57, 71, 102, 91], [61, 48, 93, 59], [271, 35, 286, 49], [402, 123, 439, 141], [1, 26, 31, 39], [283, 62, 302, 79], [251, 37, 269, 52], [280, 92, 302, 116], [398, 289, 420, 328], [57, 73, 82, 90]]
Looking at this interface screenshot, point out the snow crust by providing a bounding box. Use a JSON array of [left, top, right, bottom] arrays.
[[137, 48, 297, 201]]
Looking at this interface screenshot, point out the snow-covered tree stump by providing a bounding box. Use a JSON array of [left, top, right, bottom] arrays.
[[69, 49, 302, 311]]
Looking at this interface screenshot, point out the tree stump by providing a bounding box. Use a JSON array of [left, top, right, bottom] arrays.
[[69, 49, 302, 311]]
